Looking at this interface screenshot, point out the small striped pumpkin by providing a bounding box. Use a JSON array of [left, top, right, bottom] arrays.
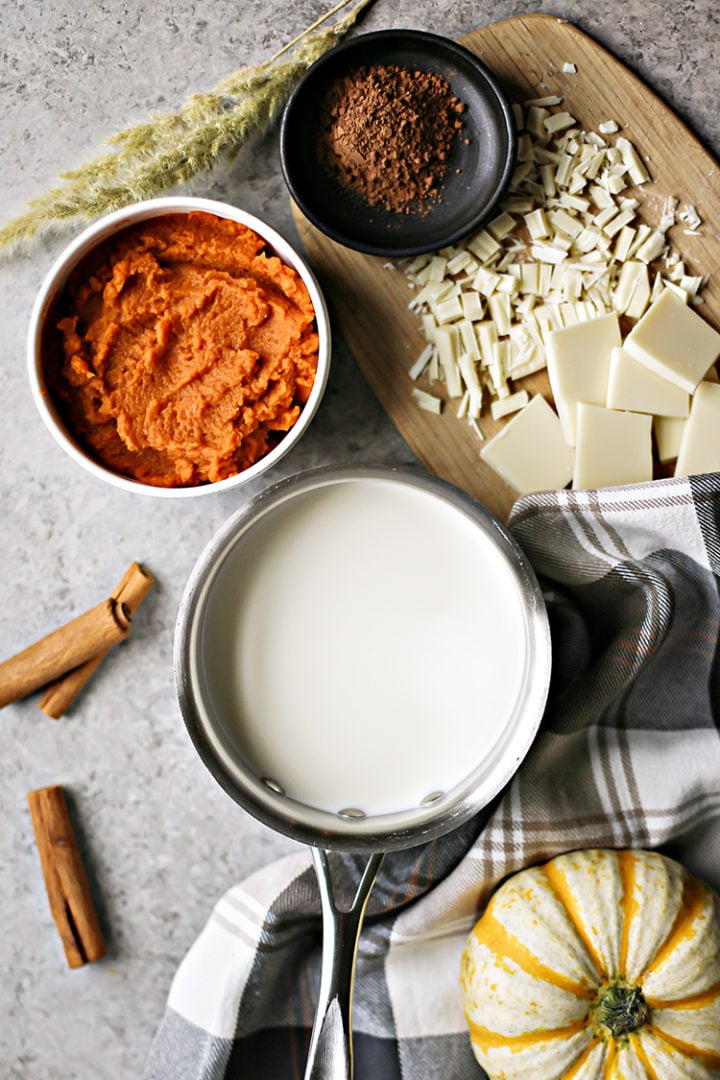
[[460, 848, 720, 1079]]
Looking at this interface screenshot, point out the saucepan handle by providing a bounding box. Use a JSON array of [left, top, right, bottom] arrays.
[[304, 848, 385, 1080]]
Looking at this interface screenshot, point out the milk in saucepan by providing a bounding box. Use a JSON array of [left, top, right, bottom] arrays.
[[202, 477, 529, 816]]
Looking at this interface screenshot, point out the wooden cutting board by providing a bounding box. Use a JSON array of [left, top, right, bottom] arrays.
[[292, 13, 720, 521]]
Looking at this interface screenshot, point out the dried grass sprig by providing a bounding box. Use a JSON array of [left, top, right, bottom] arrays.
[[0, 0, 375, 257]]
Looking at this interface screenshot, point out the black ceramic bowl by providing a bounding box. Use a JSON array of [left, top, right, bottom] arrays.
[[280, 29, 517, 258]]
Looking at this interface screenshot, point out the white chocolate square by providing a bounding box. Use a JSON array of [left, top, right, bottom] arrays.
[[623, 288, 720, 394], [675, 381, 720, 477], [480, 394, 574, 495], [547, 313, 622, 446], [573, 403, 652, 489], [607, 346, 689, 417], [653, 415, 686, 464]]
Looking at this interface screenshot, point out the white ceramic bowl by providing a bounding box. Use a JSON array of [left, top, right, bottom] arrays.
[[27, 196, 331, 497]]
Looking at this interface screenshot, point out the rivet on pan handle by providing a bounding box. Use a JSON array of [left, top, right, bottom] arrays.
[[305, 849, 385, 1080]]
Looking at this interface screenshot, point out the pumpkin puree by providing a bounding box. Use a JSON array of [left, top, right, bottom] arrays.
[[49, 211, 319, 486]]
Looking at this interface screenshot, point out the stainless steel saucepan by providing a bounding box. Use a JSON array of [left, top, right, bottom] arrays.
[[174, 465, 551, 1080]]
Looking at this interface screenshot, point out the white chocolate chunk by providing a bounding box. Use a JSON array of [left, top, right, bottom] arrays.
[[491, 389, 529, 420], [547, 313, 622, 445], [573, 404, 652, 488], [616, 136, 650, 184], [607, 346, 689, 418], [524, 95, 563, 107], [544, 110, 577, 133], [408, 344, 433, 381], [624, 288, 720, 394], [432, 295, 463, 324], [612, 261, 649, 316], [487, 212, 517, 240], [653, 415, 686, 464], [634, 230, 666, 263], [480, 395, 575, 494], [411, 388, 442, 414], [461, 291, 485, 322], [524, 208, 550, 239], [675, 381, 720, 477], [458, 319, 481, 361]]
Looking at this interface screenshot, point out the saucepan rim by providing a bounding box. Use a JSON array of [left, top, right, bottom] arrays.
[[174, 463, 551, 851]]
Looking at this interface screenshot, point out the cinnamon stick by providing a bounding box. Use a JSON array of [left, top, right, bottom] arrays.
[[27, 785, 106, 968], [39, 562, 154, 719], [0, 598, 130, 710]]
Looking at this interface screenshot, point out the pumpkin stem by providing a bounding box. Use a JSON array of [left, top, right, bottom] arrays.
[[593, 983, 651, 1037]]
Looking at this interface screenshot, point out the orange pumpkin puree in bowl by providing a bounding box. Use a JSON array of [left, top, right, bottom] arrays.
[[45, 211, 319, 487]]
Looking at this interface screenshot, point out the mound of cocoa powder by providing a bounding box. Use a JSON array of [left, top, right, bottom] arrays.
[[318, 63, 466, 215]]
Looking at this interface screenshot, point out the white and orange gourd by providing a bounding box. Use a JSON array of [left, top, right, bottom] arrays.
[[460, 848, 720, 1079]]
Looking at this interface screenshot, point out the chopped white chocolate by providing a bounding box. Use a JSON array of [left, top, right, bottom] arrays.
[[476, 321, 498, 365], [469, 418, 485, 441], [480, 395, 574, 494], [488, 293, 512, 336], [679, 203, 702, 231], [524, 94, 563, 107], [606, 173, 627, 195], [607, 346, 689, 418], [421, 313, 437, 342], [491, 389, 529, 420], [434, 324, 458, 367], [408, 344, 433, 381], [624, 288, 720, 394], [612, 261, 650, 319], [466, 230, 501, 261], [550, 208, 584, 238], [616, 137, 651, 185], [397, 95, 710, 494], [675, 381, 720, 477], [458, 319, 481, 361], [487, 212, 517, 241], [457, 351, 483, 412], [524, 208, 550, 240], [612, 226, 636, 262], [445, 251, 475, 276], [562, 62, 577, 73], [603, 208, 636, 238], [573, 404, 652, 488], [530, 242, 568, 264], [547, 313, 622, 445], [635, 230, 666, 264], [428, 256, 447, 281], [431, 295, 463, 324], [461, 291, 484, 322], [440, 353, 463, 398], [544, 111, 577, 134], [653, 415, 686, 463], [411, 388, 442, 414]]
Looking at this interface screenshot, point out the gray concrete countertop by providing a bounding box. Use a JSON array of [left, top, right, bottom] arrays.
[[1, 2, 718, 1076]]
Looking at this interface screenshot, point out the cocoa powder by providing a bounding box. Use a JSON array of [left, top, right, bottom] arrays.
[[318, 63, 466, 214]]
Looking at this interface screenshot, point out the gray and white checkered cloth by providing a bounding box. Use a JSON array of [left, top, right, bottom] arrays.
[[145, 473, 720, 1080]]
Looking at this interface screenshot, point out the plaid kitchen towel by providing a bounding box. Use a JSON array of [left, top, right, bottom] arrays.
[[145, 473, 720, 1080]]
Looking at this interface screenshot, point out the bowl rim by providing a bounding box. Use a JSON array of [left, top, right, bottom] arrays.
[[27, 195, 332, 498], [280, 27, 517, 257]]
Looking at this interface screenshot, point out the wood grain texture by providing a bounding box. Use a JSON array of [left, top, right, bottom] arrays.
[[292, 13, 720, 521]]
